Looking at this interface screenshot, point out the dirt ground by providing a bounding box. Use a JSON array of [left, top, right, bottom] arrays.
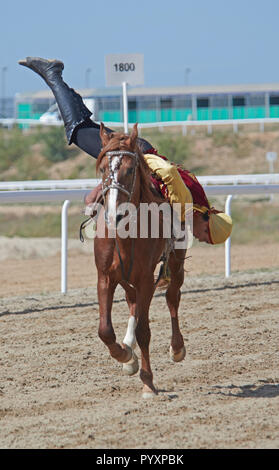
[[0, 236, 279, 297], [1, 238, 279, 449]]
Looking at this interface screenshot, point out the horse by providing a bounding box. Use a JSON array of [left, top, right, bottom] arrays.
[[93, 122, 186, 398]]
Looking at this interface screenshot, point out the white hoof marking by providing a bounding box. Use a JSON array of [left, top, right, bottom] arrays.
[[123, 316, 137, 349]]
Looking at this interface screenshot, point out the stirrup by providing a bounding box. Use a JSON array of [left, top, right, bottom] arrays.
[[154, 238, 174, 289], [155, 260, 171, 290], [79, 217, 97, 242]]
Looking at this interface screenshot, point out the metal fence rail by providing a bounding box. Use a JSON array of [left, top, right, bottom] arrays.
[[197, 174, 279, 185], [1, 174, 279, 192], [0, 179, 101, 191], [1, 117, 279, 133]]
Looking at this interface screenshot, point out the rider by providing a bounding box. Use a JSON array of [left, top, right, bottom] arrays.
[[18, 57, 232, 245]]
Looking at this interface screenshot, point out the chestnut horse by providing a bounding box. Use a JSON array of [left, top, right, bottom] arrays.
[[94, 123, 186, 398]]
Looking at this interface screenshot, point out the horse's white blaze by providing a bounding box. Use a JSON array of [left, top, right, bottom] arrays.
[[107, 157, 121, 228], [123, 315, 137, 349], [107, 187, 118, 228]]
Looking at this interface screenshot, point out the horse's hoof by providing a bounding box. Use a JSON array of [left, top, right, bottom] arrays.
[[142, 391, 155, 399], [142, 385, 157, 399], [122, 351, 139, 376], [119, 344, 133, 364], [169, 345, 186, 362]]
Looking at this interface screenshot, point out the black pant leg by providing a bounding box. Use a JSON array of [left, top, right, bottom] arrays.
[[72, 120, 153, 159], [73, 126, 102, 159]]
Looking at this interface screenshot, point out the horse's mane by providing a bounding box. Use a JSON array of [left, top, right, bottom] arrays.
[[96, 132, 164, 204]]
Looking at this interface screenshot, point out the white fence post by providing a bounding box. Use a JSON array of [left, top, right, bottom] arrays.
[[225, 195, 233, 278], [61, 200, 70, 294]]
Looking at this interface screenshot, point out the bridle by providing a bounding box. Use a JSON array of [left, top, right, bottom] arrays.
[[101, 149, 139, 284], [101, 150, 139, 202]]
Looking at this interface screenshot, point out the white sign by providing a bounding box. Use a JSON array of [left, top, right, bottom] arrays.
[[266, 152, 277, 162], [105, 54, 144, 87]]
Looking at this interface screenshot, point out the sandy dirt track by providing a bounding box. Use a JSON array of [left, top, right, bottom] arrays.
[[1, 238, 279, 448]]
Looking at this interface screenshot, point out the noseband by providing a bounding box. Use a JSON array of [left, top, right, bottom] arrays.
[[101, 150, 139, 202]]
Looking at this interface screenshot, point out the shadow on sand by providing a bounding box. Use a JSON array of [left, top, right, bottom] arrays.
[[212, 381, 279, 398]]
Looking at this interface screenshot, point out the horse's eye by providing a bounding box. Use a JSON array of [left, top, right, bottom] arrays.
[[127, 168, 133, 176]]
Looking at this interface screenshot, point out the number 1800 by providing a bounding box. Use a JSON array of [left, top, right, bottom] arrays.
[[114, 63, 135, 72]]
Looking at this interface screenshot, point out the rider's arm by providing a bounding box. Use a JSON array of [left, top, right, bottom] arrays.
[[144, 153, 192, 221]]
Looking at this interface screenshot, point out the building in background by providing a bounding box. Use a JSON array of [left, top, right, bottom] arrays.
[[0, 97, 15, 119], [14, 82, 279, 124]]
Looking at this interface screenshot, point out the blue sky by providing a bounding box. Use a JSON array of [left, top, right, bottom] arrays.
[[1, 0, 279, 96]]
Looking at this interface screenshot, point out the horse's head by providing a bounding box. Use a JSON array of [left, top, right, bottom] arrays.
[[96, 123, 142, 227]]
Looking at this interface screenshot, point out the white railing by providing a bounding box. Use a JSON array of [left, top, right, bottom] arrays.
[[1, 174, 279, 192], [135, 118, 279, 134], [197, 174, 279, 185], [1, 182, 279, 293], [0, 179, 101, 191], [0, 118, 63, 127], [0, 188, 91, 204], [1, 117, 279, 133]]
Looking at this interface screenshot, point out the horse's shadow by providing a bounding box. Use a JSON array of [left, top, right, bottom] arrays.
[[212, 381, 279, 398]]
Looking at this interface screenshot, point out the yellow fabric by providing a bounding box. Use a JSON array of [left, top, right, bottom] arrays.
[[208, 212, 233, 244], [144, 154, 232, 242], [144, 154, 192, 221], [193, 204, 210, 214]]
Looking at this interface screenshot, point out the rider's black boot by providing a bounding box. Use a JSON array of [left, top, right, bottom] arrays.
[[18, 57, 92, 144]]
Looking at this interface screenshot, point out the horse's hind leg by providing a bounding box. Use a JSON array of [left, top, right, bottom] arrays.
[[166, 249, 186, 362], [120, 282, 139, 376], [97, 274, 133, 364]]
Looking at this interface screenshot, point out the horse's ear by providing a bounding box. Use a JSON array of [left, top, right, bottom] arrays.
[[129, 123, 138, 149], [100, 122, 110, 146]]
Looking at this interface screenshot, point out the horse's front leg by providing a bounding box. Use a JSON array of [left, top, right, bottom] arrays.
[[97, 274, 132, 364], [120, 282, 139, 376], [166, 249, 186, 363], [135, 277, 157, 398]]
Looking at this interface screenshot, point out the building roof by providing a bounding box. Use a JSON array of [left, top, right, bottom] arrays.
[[16, 82, 279, 101]]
